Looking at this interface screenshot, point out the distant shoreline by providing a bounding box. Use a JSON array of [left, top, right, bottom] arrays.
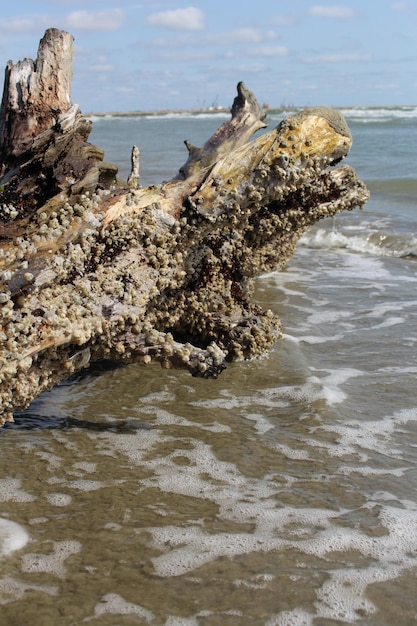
[[86, 107, 232, 118]]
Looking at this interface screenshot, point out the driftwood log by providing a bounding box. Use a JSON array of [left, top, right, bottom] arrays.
[[0, 29, 369, 425]]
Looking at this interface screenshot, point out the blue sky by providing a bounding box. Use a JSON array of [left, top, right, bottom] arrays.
[[0, 1, 416, 112]]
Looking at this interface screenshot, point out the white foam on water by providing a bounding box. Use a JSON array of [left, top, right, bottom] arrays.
[[72, 462, 97, 473], [101, 429, 162, 466], [319, 406, 417, 461], [148, 498, 417, 579], [140, 390, 177, 405], [0, 575, 58, 604], [379, 365, 417, 375], [233, 573, 274, 589], [87, 593, 155, 623], [165, 617, 200, 626], [283, 332, 344, 345], [273, 443, 310, 460], [35, 450, 63, 470], [141, 439, 275, 506], [369, 316, 405, 329], [264, 367, 362, 407], [265, 608, 313, 626], [0, 518, 29, 557], [243, 412, 275, 435], [299, 226, 417, 261], [45, 493, 72, 507], [190, 391, 288, 435], [340, 106, 417, 121], [315, 569, 378, 622], [306, 308, 352, 326], [302, 406, 417, 470], [141, 111, 230, 121], [21, 540, 81, 578], [332, 252, 396, 283], [368, 299, 417, 318], [190, 395, 249, 410], [338, 465, 407, 477], [139, 403, 232, 433], [137, 442, 340, 576], [28, 517, 49, 525], [164, 610, 256, 625], [300, 234, 399, 282], [103, 522, 122, 531], [103, 396, 417, 623], [367, 301, 411, 318], [0, 478, 36, 503], [147, 499, 417, 622], [311, 503, 417, 622], [150, 526, 273, 577], [190, 388, 290, 413], [313, 369, 356, 406], [66, 479, 104, 492]]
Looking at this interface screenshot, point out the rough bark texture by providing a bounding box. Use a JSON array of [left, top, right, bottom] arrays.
[[0, 29, 369, 425]]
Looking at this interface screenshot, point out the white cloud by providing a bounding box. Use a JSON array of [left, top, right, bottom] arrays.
[[253, 45, 289, 58], [90, 64, 115, 72], [389, 1, 415, 11], [114, 86, 136, 94], [147, 7, 204, 31], [66, 9, 124, 31], [304, 53, 371, 63], [148, 35, 194, 49], [148, 27, 273, 49], [0, 17, 48, 35], [150, 49, 214, 63], [233, 63, 268, 75], [271, 15, 297, 26], [206, 28, 266, 45], [309, 5, 357, 18], [0, 19, 34, 33]]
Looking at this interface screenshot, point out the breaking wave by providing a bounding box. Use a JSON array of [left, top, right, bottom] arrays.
[[299, 227, 417, 259], [340, 106, 417, 123], [266, 106, 417, 125]]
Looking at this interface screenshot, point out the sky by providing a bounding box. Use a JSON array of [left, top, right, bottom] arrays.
[[0, 1, 416, 113]]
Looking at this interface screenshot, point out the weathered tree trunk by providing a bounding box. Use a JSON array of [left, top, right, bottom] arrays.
[[0, 28, 369, 425]]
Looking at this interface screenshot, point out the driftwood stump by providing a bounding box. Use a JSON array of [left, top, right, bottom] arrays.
[[0, 29, 369, 425]]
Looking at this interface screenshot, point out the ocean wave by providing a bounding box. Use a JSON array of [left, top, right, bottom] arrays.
[[89, 106, 417, 125], [340, 106, 417, 123], [299, 227, 417, 259], [265, 106, 417, 125], [88, 111, 231, 123], [141, 111, 228, 121]]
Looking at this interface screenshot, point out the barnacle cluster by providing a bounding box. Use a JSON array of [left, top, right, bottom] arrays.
[[0, 184, 232, 423], [0, 103, 369, 424]]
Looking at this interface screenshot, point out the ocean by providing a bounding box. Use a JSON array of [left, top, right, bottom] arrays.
[[1, 106, 416, 625]]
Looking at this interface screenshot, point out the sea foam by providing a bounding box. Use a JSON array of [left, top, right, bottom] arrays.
[[0, 518, 29, 557], [89, 593, 155, 623], [300, 226, 417, 259]]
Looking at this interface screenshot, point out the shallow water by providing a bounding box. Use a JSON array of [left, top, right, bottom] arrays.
[[1, 108, 417, 625]]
